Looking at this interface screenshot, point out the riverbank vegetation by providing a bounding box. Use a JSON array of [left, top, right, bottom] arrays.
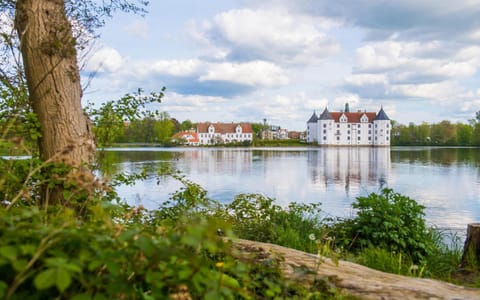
[[1, 149, 479, 298]]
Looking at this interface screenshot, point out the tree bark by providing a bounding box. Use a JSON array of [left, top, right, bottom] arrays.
[[15, 0, 95, 205], [462, 223, 480, 270]]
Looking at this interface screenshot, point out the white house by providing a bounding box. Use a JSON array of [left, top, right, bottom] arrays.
[[172, 131, 200, 146], [196, 122, 253, 145], [307, 104, 391, 146]]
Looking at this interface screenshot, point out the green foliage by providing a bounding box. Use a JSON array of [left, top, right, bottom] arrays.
[[335, 188, 435, 263], [391, 111, 480, 146], [253, 139, 306, 147], [353, 247, 423, 276], [223, 194, 324, 253], [86, 88, 165, 147]]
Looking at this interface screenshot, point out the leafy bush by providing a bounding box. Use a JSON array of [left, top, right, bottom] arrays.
[[224, 194, 324, 253], [1, 200, 315, 299], [335, 188, 435, 262]]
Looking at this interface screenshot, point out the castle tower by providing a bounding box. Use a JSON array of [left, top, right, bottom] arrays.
[[306, 111, 318, 143], [318, 107, 334, 145], [373, 106, 391, 146]]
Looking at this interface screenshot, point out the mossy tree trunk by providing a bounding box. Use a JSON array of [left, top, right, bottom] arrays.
[[14, 0, 95, 206], [461, 223, 480, 270]]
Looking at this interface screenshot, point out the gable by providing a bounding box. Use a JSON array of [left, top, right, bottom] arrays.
[[330, 112, 376, 123]]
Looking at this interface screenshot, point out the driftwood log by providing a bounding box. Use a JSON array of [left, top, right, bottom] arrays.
[[230, 239, 480, 300], [462, 223, 480, 270]]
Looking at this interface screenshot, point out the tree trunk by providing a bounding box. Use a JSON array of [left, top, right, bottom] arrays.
[[15, 0, 95, 205], [462, 223, 480, 270]]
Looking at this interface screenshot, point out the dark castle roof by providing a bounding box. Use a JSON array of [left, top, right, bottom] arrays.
[[374, 107, 390, 120], [307, 111, 318, 123], [318, 108, 333, 120]]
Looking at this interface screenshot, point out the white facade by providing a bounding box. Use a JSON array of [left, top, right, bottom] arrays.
[[197, 123, 253, 145], [307, 106, 391, 146]]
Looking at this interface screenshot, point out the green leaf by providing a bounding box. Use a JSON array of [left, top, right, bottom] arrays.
[[0, 246, 17, 261], [71, 293, 92, 300], [56, 268, 71, 292], [0, 281, 7, 298], [34, 269, 56, 290]]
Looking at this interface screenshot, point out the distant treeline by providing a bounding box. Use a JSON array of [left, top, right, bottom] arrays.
[[391, 116, 480, 146]]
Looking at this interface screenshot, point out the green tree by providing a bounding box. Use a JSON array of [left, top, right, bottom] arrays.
[[0, 0, 148, 205], [456, 123, 473, 146], [180, 119, 194, 131], [154, 112, 174, 144]]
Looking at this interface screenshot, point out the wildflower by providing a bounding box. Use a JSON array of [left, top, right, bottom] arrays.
[[410, 265, 419, 271], [308, 233, 316, 241], [216, 262, 224, 268]]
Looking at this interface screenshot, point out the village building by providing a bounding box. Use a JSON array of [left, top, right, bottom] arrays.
[[307, 104, 391, 146], [196, 122, 253, 145], [172, 131, 200, 146]]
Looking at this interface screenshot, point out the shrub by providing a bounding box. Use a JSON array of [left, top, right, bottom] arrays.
[[224, 194, 324, 253], [337, 188, 435, 263]]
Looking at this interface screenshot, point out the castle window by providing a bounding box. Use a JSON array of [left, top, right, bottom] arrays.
[[323, 130, 326, 134], [358, 136, 361, 141], [323, 124, 326, 128], [387, 136, 390, 141], [369, 124, 372, 128], [347, 124, 351, 128], [337, 124, 340, 128], [323, 136, 326, 140], [358, 124, 361, 128], [336, 136, 340, 141], [387, 124, 390, 128], [347, 136, 350, 140], [347, 130, 350, 135], [368, 137, 371, 141]]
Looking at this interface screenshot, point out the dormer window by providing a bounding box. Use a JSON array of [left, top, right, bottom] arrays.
[[236, 125, 242, 134], [340, 114, 348, 123], [360, 114, 369, 123], [208, 125, 214, 133]]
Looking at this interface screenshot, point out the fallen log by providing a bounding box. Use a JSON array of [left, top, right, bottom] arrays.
[[230, 239, 480, 300]]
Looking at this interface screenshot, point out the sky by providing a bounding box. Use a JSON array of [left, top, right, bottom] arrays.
[[82, 0, 480, 131]]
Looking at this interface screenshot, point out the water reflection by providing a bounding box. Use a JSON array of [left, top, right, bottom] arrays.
[[100, 147, 480, 234], [307, 147, 390, 194]]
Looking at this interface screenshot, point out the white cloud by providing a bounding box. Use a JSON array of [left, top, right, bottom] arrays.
[[199, 61, 289, 87], [86, 47, 123, 73], [195, 8, 340, 64], [390, 81, 459, 100], [144, 59, 203, 77]]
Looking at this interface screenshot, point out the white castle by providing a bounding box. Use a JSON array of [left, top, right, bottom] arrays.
[[307, 104, 391, 146]]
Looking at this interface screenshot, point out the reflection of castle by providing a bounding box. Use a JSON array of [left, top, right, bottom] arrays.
[[307, 147, 390, 191]]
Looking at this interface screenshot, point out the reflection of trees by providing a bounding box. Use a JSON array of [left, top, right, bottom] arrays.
[[96, 150, 177, 179], [391, 148, 480, 167]]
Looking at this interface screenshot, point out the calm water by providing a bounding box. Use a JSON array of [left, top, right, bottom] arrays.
[[101, 147, 480, 233]]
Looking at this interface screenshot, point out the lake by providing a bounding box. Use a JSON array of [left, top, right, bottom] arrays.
[[100, 146, 480, 234]]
